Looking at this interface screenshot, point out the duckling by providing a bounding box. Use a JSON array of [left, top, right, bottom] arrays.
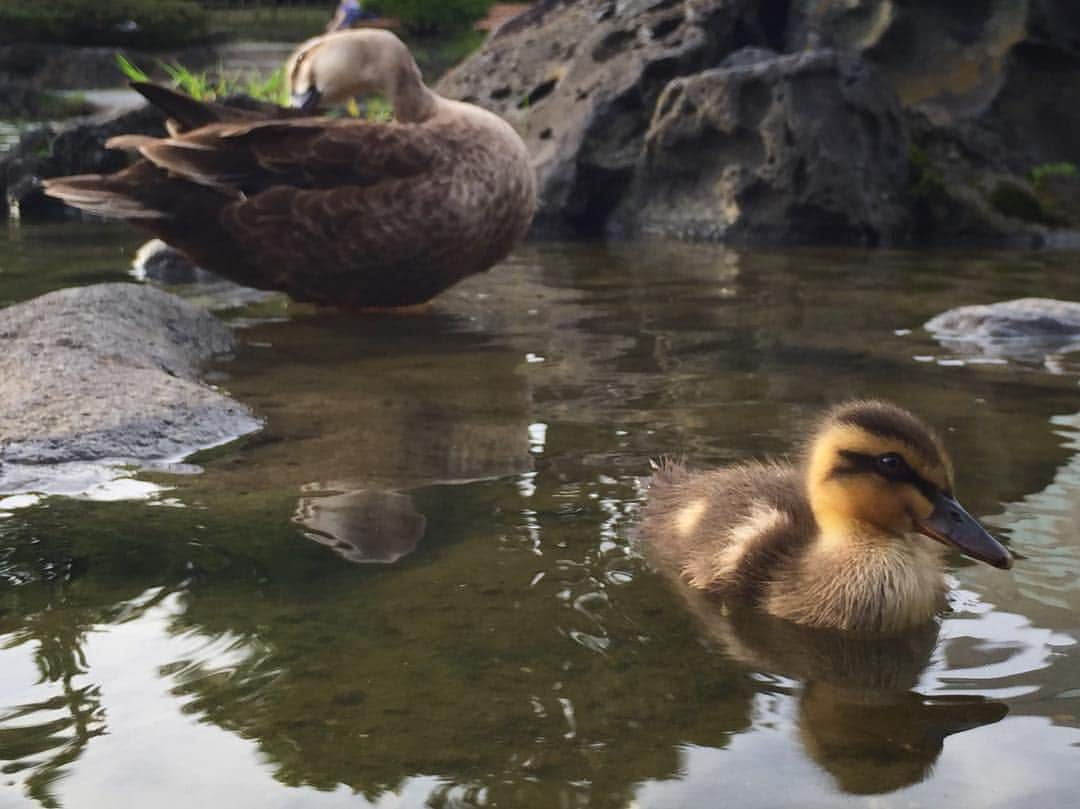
[[43, 30, 536, 309], [641, 400, 1013, 633]]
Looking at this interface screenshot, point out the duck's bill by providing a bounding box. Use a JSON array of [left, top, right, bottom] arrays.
[[290, 87, 322, 111], [916, 493, 1013, 570]]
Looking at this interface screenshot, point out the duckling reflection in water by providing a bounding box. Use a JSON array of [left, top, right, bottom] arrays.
[[642, 400, 1013, 632], [701, 603, 1008, 794]]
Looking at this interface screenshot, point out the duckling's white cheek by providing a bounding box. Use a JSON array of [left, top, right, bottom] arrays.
[[675, 500, 708, 537]]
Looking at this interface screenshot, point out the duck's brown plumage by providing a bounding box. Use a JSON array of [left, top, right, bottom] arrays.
[[642, 400, 1013, 633], [43, 34, 535, 308]]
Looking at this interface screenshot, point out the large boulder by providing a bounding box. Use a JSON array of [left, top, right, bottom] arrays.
[[438, 0, 757, 236], [782, 0, 1080, 242], [610, 48, 911, 243], [0, 283, 260, 494], [785, 0, 1030, 122], [441, 0, 1080, 246]]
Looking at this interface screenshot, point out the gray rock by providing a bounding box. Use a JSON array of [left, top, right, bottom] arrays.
[[785, 0, 1027, 122], [611, 48, 911, 243], [925, 297, 1080, 365], [1, 103, 166, 221], [438, 0, 755, 236], [782, 0, 1080, 244], [0, 283, 260, 491], [440, 0, 1080, 246]]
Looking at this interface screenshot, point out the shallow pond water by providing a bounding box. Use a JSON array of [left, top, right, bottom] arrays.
[[1, 223, 1079, 808]]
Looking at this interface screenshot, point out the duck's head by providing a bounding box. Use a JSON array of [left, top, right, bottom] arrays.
[[285, 29, 432, 120], [804, 400, 1012, 569]]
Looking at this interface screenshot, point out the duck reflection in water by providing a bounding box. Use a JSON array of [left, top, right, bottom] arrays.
[[206, 315, 535, 564], [680, 590, 1008, 794], [293, 484, 426, 563]]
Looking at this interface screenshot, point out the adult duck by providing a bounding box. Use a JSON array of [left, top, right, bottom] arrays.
[[44, 30, 536, 309], [641, 400, 1013, 632]]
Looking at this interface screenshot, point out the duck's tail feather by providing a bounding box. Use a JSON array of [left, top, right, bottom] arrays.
[[42, 175, 168, 220], [129, 80, 291, 132], [130, 81, 265, 132], [105, 134, 161, 152], [138, 140, 247, 194]]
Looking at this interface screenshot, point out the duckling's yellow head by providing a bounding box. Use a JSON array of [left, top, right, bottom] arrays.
[[805, 400, 1012, 569]]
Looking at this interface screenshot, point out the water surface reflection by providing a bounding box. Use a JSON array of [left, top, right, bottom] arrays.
[[1, 233, 1079, 807]]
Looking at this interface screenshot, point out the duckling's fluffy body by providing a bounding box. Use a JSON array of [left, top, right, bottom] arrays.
[[44, 31, 535, 308], [642, 401, 1012, 633], [646, 459, 947, 632]]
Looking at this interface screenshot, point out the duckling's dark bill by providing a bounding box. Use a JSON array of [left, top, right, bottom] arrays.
[[916, 493, 1013, 570]]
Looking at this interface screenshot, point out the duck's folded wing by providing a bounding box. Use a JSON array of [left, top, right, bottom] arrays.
[[221, 168, 457, 292], [136, 119, 440, 196], [131, 81, 272, 132]]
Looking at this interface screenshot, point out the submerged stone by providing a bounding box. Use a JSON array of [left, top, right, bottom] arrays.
[[925, 297, 1080, 365]]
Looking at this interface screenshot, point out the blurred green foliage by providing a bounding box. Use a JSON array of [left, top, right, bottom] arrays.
[[988, 179, 1055, 225], [0, 0, 208, 48], [374, 0, 495, 34], [1031, 162, 1078, 187], [116, 52, 288, 104]]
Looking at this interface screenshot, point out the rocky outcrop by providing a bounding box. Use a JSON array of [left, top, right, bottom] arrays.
[[1, 104, 167, 219], [0, 283, 260, 494], [439, 0, 1080, 245], [784, 0, 1080, 244], [439, 0, 759, 235], [785, 0, 1029, 121], [611, 48, 910, 243]]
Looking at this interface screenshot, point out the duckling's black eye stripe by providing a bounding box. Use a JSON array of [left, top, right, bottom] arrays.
[[833, 450, 940, 501], [837, 413, 940, 463]]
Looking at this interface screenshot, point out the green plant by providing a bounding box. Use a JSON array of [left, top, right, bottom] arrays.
[[988, 180, 1055, 225], [0, 0, 208, 48], [115, 51, 150, 84], [116, 52, 287, 106], [373, 0, 494, 34], [116, 53, 400, 119], [1031, 162, 1078, 187]]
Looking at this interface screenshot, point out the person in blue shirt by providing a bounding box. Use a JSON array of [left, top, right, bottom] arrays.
[[326, 0, 378, 32]]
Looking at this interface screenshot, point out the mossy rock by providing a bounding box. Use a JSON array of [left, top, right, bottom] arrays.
[[1033, 172, 1080, 226], [909, 142, 948, 203], [987, 179, 1056, 226]]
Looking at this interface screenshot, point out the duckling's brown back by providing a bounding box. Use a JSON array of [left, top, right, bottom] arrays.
[[642, 459, 816, 605]]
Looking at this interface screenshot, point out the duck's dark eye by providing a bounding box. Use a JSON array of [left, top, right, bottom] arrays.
[[876, 453, 906, 477]]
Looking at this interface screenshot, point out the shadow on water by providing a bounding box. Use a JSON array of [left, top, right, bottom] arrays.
[[1, 232, 1080, 807]]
